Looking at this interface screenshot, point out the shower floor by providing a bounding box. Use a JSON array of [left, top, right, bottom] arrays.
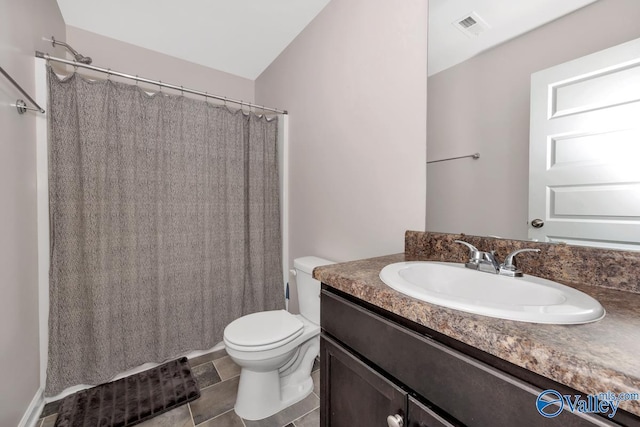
[[37, 349, 320, 427]]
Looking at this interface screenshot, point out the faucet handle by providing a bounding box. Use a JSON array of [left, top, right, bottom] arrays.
[[454, 240, 482, 267], [500, 248, 540, 277], [454, 239, 478, 253]]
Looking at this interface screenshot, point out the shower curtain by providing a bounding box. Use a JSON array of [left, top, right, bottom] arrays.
[[46, 68, 283, 395]]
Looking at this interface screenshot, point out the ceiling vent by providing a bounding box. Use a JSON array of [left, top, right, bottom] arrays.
[[453, 12, 490, 38]]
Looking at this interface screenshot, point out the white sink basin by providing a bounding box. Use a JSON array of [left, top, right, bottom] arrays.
[[379, 261, 605, 324]]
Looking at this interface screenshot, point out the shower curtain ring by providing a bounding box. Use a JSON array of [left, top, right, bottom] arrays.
[[204, 92, 208, 103], [159, 81, 162, 92], [135, 75, 139, 86], [180, 86, 184, 96], [107, 69, 111, 80]]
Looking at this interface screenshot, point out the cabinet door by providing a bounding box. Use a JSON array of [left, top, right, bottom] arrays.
[[408, 396, 458, 427], [321, 334, 407, 427]]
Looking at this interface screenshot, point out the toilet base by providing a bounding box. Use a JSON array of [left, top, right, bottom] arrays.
[[234, 369, 314, 421], [233, 337, 319, 421]]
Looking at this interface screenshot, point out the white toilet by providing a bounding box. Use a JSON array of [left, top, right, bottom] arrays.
[[223, 256, 333, 421]]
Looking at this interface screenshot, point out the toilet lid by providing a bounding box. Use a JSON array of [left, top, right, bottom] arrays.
[[224, 310, 304, 351]]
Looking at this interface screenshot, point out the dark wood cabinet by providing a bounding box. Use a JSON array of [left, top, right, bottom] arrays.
[[321, 336, 406, 427], [408, 397, 458, 427], [320, 287, 628, 427], [321, 335, 455, 427]]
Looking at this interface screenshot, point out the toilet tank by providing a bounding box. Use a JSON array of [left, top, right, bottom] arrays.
[[294, 256, 334, 325]]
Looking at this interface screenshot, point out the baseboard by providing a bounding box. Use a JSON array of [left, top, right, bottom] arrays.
[[17, 387, 44, 427]]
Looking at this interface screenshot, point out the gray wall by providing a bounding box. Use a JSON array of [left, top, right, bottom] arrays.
[[66, 26, 255, 102], [426, 0, 640, 240], [256, 0, 428, 311], [0, 0, 65, 425]]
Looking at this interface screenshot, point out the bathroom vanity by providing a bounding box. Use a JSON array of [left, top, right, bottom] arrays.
[[315, 232, 640, 427]]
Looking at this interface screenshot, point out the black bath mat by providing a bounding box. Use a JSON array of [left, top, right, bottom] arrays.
[[54, 357, 200, 427]]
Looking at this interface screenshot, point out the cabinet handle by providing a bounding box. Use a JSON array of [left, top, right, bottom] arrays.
[[387, 414, 404, 427]]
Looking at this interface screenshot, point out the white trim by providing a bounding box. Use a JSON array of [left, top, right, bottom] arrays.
[[278, 115, 290, 306], [35, 58, 50, 391], [17, 388, 44, 427]]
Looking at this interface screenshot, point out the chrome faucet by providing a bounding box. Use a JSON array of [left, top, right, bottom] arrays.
[[482, 250, 502, 274], [454, 240, 540, 277], [454, 240, 500, 273]]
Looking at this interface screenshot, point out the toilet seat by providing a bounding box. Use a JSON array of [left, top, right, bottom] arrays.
[[224, 310, 304, 352]]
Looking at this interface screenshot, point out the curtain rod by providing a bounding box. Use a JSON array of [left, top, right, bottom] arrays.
[[427, 152, 480, 164], [35, 51, 288, 115], [0, 66, 46, 113]]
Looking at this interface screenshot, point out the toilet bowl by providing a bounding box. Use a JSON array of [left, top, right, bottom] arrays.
[[223, 256, 333, 421]]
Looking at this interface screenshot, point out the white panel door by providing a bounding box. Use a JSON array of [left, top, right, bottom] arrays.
[[529, 37, 640, 250]]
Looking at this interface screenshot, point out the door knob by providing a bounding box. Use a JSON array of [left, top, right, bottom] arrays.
[[531, 219, 544, 228], [387, 414, 404, 427]]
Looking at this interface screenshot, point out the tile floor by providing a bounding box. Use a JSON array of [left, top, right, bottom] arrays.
[[37, 349, 320, 427]]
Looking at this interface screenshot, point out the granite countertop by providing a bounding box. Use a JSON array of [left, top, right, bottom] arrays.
[[314, 253, 640, 417]]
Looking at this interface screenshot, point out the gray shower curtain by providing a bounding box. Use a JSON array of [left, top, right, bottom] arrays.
[[46, 68, 283, 395]]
